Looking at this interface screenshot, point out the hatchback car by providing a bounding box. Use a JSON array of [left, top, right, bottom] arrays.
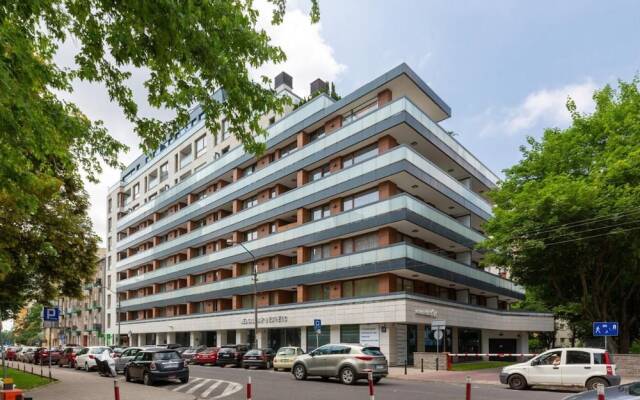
[[216, 345, 249, 367], [274, 347, 305, 371], [194, 347, 219, 366], [17, 347, 36, 363], [58, 346, 83, 368], [181, 346, 206, 363], [75, 346, 110, 371], [242, 349, 275, 369], [292, 344, 388, 385], [124, 349, 189, 386], [115, 347, 143, 374], [500, 347, 621, 390]]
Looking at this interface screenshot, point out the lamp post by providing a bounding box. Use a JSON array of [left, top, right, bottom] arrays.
[[227, 239, 258, 349]]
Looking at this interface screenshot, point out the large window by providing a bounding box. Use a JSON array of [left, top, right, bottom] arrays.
[[343, 144, 378, 168], [343, 189, 379, 211], [311, 204, 330, 221], [280, 142, 297, 158], [310, 164, 330, 182], [306, 326, 330, 352], [566, 351, 591, 365], [310, 243, 332, 261], [308, 127, 325, 143], [308, 284, 331, 301], [160, 162, 169, 182], [396, 277, 414, 293], [340, 325, 360, 344], [243, 195, 258, 209], [195, 135, 206, 158], [243, 164, 256, 177], [221, 119, 229, 140], [342, 233, 377, 254], [354, 277, 378, 296], [245, 230, 258, 241], [132, 183, 140, 199]]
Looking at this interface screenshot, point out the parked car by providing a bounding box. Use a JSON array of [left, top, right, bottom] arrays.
[[58, 346, 83, 368], [17, 347, 36, 363], [111, 347, 127, 358], [115, 347, 143, 374], [5, 347, 20, 361], [563, 381, 640, 399], [124, 349, 189, 386], [242, 348, 276, 369], [273, 347, 305, 371], [75, 346, 110, 371], [193, 347, 219, 366], [500, 347, 621, 390], [174, 346, 190, 355], [216, 344, 249, 367], [292, 344, 388, 385], [34, 347, 62, 365], [181, 346, 206, 363]]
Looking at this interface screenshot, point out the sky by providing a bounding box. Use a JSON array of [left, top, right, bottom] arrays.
[[52, 0, 640, 248]]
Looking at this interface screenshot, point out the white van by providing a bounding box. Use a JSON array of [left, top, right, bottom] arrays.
[[500, 348, 621, 390]]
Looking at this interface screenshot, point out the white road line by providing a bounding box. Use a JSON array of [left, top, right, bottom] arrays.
[[186, 378, 211, 394], [173, 377, 202, 391], [201, 380, 224, 398], [213, 382, 243, 399]]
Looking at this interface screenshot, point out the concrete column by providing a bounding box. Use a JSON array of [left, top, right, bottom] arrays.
[[300, 327, 307, 352], [456, 251, 472, 266], [190, 331, 201, 347], [519, 332, 529, 353], [451, 327, 459, 353], [330, 325, 340, 344], [155, 333, 163, 345], [417, 324, 426, 353], [137, 334, 144, 347], [166, 332, 176, 345], [216, 331, 227, 346], [481, 330, 490, 355], [236, 330, 249, 345], [456, 214, 471, 228], [256, 329, 268, 349], [128, 333, 133, 346]]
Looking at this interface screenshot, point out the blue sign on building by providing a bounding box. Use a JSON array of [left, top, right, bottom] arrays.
[[314, 319, 322, 334], [43, 307, 60, 322], [593, 322, 619, 337]]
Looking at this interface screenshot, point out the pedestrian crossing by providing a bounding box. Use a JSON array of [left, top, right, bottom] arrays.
[[171, 377, 243, 399]]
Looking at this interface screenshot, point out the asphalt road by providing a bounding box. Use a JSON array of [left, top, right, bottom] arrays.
[[154, 364, 575, 400]]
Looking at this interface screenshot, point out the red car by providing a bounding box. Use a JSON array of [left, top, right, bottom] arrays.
[[5, 347, 19, 361], [58, 346, 82, 368], [34, 347, 63, 365], [194, 347, 219, 366]]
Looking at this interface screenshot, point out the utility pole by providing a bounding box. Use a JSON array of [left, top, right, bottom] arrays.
[[227, 240, 258, 349]]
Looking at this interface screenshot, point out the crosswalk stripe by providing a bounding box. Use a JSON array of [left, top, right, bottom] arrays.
[[213, 382, 243, 399], [186, 378, 211, 394], [201, 380, 224, 398], [172, 377, 202, 391]]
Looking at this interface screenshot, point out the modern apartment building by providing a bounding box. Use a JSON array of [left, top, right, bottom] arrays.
[[105, 64, 553, 365], [52, 248, 107, 347]]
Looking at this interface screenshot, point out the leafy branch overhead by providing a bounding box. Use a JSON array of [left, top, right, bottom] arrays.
[[0, 0, 319, 317]]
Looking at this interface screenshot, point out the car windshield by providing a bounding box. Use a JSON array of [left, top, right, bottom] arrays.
[[219, 347, 234, 353], [245, 350, 261, 356], [362, 347, 384, 356], [153, 351, 181, 360], [89, 347, 108, 354], [277, 348, 295, 356], [204, 347, 217, 353]]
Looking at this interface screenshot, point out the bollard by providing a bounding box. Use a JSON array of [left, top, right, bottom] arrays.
[[466, 376, 471, 400], [246, 376, 252, 400], [436, 356, 439, 371], [368, 370, 375, 400], [421, 358, 424, 373], [596, 383, 605, 400], [404, 359, 407, 375], [31, 363, 34, 374], [114, 379, 121, 400]]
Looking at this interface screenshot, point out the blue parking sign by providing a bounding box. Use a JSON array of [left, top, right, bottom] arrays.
[[43, 307, 60, 322], [593, 322, 618, 337], [314, 319, 322, 334]]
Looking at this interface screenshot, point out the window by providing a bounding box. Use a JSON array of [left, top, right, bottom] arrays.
[[310, 164, 330, 182], [133, 183, 140, 199], [160, 162, 169, 182], [107, 313, 111, 329], [310, 244, 331, 261], [309, 126, 325, 142], [243, 164, 256, 177], [270, 223, 277, 234], [306, 327, 330, 352], [195, 135, 207, 157], [342, 281, 354, 297], [396, 278, 414, 293], [280, 142, 297, 158], [342, 233, 377, 254], [148, 193, 157, 201], [107, 237, 112, 251], [108, 198, 112, 213], [308, 284, 330, 301], [221, 119, 229, 140], [107, 294, 111, 308], [566, 351, 591, 365], [593, 353, 613, 365], [354, 277, 378, 296], [340, 325, 360, 344], [343, 144, 378, 168], [107, 218, 112, 231], [245, 230, 258, 241], [535, 350, 563, 365], [221, 146, 230, 155], [243, 195, 258, 210], [311, 205, 330, 221], [107, 275, 111, 290], [343, 189, 379, 211], [270, 188, 277, 199]]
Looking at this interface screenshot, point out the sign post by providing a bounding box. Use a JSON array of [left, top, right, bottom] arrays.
[[593, 322, 618, 352], [431, 320, 446, 371], [43, 307, 60, 380], [314, 319, 321, 350]]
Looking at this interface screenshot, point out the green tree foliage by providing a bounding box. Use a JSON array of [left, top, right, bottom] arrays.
[[12, 305, 44, 345], [480, 78, 640, 352], [0, 0, 318, 318]]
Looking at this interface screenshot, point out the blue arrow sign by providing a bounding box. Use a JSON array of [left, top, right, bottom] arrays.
[[314, 319, 322, 334], [593, 322, 619, 337]]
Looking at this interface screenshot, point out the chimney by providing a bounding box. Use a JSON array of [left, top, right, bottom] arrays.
[[310, 79, 328, 96], [274, 71, 293, 93]]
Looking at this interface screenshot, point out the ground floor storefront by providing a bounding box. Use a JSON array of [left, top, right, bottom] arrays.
[[118, 293, 553, 366]]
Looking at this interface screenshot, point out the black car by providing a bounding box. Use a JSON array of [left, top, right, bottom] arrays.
[[124, 349, 189, 386], [216, 345, 249, 367], [242, 348, 276, 369]]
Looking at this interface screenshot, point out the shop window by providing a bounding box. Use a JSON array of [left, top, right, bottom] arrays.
[[340, 325, 360, 344], [306, 326, 330, 352], [425, 326, 452, 352]]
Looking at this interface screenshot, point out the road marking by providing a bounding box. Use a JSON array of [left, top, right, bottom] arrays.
[[173, 377, 202, 391], [212, 382, 243, 399], [186, 378, 211, 394], [201, 380, 224, 397]]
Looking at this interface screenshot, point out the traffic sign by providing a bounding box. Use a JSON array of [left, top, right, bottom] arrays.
[[43, 307, 60, 322], [593, 322, 619, 337], [314, 319, 322, 334], [432, 320, 446, 329], [434, 330, 444, 340]]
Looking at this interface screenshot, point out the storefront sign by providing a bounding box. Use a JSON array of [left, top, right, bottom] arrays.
[[415, 308, 438, 318], [359, 324, 380, 347], [241, 315, 288, 325]]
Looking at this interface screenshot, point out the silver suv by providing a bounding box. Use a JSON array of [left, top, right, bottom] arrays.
[[292, 344, 388, 385]]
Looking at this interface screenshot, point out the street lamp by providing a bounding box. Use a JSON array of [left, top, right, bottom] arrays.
[[227, 239, 258, 350]]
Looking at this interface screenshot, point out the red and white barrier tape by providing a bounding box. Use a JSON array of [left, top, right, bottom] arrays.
[[448, 353, 537, 357]]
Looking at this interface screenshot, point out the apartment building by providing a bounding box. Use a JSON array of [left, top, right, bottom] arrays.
[[51, 248, 107, 347], [105, 64, 553, 364]]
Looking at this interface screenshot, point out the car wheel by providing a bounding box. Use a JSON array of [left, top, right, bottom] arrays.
[[125, 369, 132, 382], [143, 373, 154, 386], [507, 374, 528, 390], [180, 377, 189, 384], [293, 364, 307, 381], [340, 367, 357, 385], [586, 377, 609, 391]]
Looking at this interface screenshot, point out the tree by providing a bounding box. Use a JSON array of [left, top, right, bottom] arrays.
[[480, 78, 640, 352], [12, 305, 44, 345], [0, 0, 318, 318]]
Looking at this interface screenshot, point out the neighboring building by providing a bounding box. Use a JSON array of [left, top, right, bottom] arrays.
[[53, 248, 107, 347], [106, 64, 554, 364]]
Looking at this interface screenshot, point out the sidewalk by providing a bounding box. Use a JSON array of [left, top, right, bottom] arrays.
[[388, 366, 501, 384], [10, 362, 195, 400]]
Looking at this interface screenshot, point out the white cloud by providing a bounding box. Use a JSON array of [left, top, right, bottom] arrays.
[[252, 0, 346, 97], [478, 80, 598, 137]]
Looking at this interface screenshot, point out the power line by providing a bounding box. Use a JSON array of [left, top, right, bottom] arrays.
[[526, 219, 640, 241], [515, 224, 640, 250]]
